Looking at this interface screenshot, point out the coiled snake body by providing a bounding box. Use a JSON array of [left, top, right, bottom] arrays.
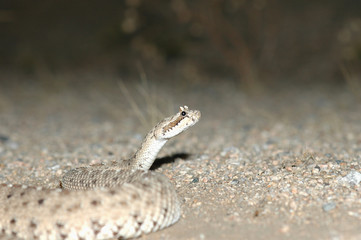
[[0, 106, 201, 240]]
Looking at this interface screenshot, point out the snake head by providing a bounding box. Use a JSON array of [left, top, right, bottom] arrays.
[[155, 106, 201, 140]]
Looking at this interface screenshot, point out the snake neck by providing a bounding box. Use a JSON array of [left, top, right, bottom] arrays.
[[125, 106, 201, 172], [129, 129, 167, 171]]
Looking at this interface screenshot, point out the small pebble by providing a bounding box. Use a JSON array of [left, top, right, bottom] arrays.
[[192, 177, 199, 183], [7, 141, 19, 150], [339, 171, 361, 185], [231, 179, 239, 185], [280, 225, 290, 234], [322, 202, 336, 212], [0, 135, 9, 143]]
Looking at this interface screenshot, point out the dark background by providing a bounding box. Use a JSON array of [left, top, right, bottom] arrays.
[[0, 0, 360, 90], [0, 2, 361, 240]]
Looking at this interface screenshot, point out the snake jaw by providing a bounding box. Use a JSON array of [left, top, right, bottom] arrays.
[[131, 105, 201, 171], [158, 106, 201, 140]]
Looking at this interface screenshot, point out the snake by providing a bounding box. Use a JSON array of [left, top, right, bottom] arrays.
[[0, 106, 201, 240]]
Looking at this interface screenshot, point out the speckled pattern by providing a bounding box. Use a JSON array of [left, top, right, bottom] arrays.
[[1, 76, 361, 240], [0, 106, 201, 240]]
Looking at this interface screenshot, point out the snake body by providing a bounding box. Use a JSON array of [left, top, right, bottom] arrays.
[[0, 106, 201, 239]]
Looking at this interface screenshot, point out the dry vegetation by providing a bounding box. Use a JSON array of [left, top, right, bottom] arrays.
[[0, 0, 360, 90]]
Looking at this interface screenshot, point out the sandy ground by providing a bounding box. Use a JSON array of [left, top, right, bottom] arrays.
[[0, 73, 361, 240]]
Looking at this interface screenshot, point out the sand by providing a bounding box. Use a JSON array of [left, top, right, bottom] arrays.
[[0, 73, 360, 239]]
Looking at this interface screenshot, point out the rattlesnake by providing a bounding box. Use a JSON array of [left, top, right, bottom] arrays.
[[0, 106, 201, 240]]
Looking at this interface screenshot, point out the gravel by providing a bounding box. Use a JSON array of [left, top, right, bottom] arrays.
[[0, 74, 360, 240]]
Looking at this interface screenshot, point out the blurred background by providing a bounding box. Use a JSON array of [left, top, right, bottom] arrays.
[[0, 0, 360, 91], [0, 2, 360, 239]]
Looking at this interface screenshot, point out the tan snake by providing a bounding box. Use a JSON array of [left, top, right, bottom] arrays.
[[0, 106, 201, 239]]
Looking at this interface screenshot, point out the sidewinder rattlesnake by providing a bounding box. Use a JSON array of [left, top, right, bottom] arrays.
[[0, 106, 201, 240]]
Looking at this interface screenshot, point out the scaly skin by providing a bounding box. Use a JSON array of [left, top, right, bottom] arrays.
[[0, 106, 201, 240]]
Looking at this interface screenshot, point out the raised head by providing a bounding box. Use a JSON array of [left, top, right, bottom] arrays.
[[154, 106, 201, 140], [131, 105, 200, 171]]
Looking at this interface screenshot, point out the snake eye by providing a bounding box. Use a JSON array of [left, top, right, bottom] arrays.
[[181, 111, 186, 116]]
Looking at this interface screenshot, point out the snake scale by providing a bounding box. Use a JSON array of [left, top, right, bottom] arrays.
[[0, 106, 201, 240]]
